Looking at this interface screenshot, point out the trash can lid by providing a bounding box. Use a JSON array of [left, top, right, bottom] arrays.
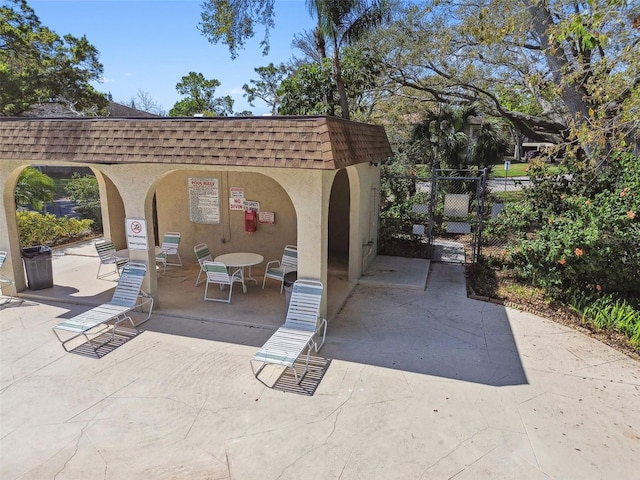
[[21, 245, 52, 258], [283, 271, 298, 286]]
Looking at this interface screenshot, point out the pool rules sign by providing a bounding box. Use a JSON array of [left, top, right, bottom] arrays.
[[188, 177, 220, 224]]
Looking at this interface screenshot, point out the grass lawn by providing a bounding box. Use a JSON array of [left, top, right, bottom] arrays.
[[487, 158, 562, 178], [488, 159, 530, 177]]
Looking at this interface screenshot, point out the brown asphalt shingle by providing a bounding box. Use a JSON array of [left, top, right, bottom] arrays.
[[0, 116, 393, 170]]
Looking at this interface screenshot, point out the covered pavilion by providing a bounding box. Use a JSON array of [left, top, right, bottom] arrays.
[[0, 116, 393, 317]]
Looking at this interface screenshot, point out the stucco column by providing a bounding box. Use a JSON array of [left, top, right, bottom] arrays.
[[98, 165, 163, 305], [0, 161, 29, 290], [280, 169, 335, 317]]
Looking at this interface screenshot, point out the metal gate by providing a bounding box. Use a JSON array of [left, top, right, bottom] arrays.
[[378, 168, 488, 264], [424, 168, 488, 263]]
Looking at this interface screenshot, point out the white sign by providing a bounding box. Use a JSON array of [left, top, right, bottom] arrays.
[[243, 200, 260, 212], [504, 161, 511, 171], [188, 177, 220, 224], [125, 217, 148, 250], [230, 187, 244, 198], [229, 197, 244, 210], [258, 211, 275, 224]]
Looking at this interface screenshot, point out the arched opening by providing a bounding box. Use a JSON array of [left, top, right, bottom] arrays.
[[328, 169, 350, 275]]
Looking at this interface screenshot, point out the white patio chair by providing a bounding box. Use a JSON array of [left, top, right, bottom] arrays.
[[251, 279, 327, 385], [194, 242, 213, 286], [202, 261, 246, 303], [262, 244, 297, 293], [0, 250, 16, 304], [95, 239, 128, 279], [52, 262, 153, 352], [156, 232, 182, 273]]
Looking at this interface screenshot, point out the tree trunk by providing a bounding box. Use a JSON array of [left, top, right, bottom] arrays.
[[332, 33, 350, 119]]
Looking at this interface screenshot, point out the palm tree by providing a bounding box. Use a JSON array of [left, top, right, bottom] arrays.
[[412, 104, 479, 170], [14, 167, 56, 211], [306, 0, 390, 119]]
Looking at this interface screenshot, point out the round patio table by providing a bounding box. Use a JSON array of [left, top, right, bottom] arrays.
[[214, 252, 263, 286]]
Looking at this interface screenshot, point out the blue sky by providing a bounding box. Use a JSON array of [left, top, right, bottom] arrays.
[[29, 0, 317, 115]]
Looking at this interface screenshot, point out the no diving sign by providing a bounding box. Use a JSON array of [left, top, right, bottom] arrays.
[[125, 217, 148, 250]]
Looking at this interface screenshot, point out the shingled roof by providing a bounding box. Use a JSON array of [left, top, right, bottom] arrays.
[[0, 116, 393, 170]]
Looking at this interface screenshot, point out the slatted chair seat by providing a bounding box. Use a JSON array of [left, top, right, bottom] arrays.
[[203, 261, 245, 303], [0, 250, 16, 304], [262, 245, 297, 293], [95, 239, 128, 279], [52, 262, 153, 352], [156, 232, 182, 273], [251, 279, 327, 385]]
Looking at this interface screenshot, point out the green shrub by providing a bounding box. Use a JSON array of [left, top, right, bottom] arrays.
[[503, 153, 639, 300], [17, 211, 93, 247], [571, 293, 640, 350]]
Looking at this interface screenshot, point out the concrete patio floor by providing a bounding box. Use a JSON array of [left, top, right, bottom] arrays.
[[1, 242, 639, 479]]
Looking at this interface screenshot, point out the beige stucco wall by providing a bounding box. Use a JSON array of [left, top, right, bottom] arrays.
[[154, 170, 297, 270], [0, 158, 381, 316]]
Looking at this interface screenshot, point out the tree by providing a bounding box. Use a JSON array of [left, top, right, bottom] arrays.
[[277, 45, 384, 121], [126, 90, 165, 116], [242, 63, 288, 115], [278, 58, 337, 115], [65, 172, 102, 232], [168, 72, 234, 116], [199, 0, 276, 59], [198, 0, 390, 119], [374, 0, 639, 159], [0, 0, 108, 116], [305, 0, 390, 119], [14, 166, 56, 211]]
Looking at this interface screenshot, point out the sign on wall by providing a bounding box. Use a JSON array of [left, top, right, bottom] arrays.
[[188, 177, 220, 224], [258, 212, 275, 224], [125, 217, 148, 250]]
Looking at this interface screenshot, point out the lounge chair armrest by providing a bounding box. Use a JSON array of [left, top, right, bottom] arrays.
[[313, 317, 328, 352]]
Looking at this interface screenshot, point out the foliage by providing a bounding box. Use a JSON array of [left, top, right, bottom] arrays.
[[305, 0, 391, 118], [242, 62, 288, 115], [0, 0, 108, 116], [502, 153, 640, 300], [570, 292, 640, 349], [169, 72, 234, 117], [372, 0, 640, 160], [198, 0, 391, 119], [407, 104, 510, 171], [199, 0, 276, 58], [278, 59, 336, 115], [64, 172, 102, 232], [277, 45, 384, 119], [16, 210, 93, 247], [14, 166, 56, 211]]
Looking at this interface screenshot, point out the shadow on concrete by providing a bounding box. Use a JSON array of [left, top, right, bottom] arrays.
[[19, 243, 527, 387]]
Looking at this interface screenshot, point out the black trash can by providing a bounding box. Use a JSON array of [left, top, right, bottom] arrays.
[[284, 271, 298, 308], [21, 245, 53, 290]]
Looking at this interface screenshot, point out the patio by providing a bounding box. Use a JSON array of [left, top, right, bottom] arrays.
[[1, 247, 638, 479]]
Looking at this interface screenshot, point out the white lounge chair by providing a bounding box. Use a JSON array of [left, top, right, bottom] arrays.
[[0, 250, 16, 304], [203, 261, 245, 303], [251, 279, 327, 385], [262, 244, 297, 293], [95, 239, 128, 279], [52, 262, 153, 352], [156, 232, 182, 273], [194, 242, 212, 286]]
